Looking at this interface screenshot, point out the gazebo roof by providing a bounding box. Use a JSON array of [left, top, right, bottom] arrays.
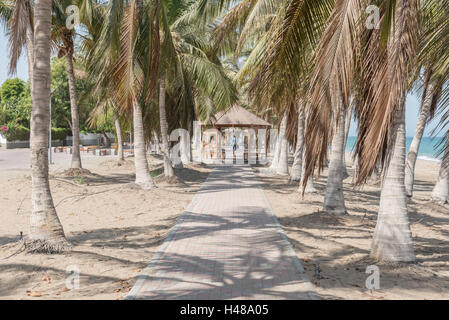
[[211, 104, 271, 128]]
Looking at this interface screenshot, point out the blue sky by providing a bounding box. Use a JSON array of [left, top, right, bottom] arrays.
[[0, 31, 441, 137]]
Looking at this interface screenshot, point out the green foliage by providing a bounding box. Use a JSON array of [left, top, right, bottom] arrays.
[[91, 107, 115, 133], [0, 79, 32, 127], [3, 122, 30, 141], [51, 127, 71, 141], [0, 78, 26, 104], [51, 58, 72, 129], [50, 57, 96, 131], [1, 123, 70, 141]]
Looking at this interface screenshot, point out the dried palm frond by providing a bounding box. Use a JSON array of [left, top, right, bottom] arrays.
[[7, 0, 33, 75], [302, 0, 362, 187], [354, 0, 419, 184]]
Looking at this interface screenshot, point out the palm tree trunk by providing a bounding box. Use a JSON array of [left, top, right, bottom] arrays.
[[290, 106, 304, 181], [299, 109, 317, 194], [27, 0, 69, 253], [276, 113, 289, 175], [153, 131, 161, 154], [299, 150, 318, 193], [26, 23, 34, 94], [366, 158, 382, 185], [114, 114, 124, 161], [352, 155, 358, 170], [405, 77, 437, 197], [342, 98, 354, 178], [180, 130, 190, 165], [65, 51, 82, 169], [431, 137, 449, 204], [351, 155, 359, 184], [323, 107, 347, 215], [370, 0, 416, 262], [159, 72, 174, 177], [371, 102, 415, 262], [133, 99, 155, 189], [269, 135, 280, 169]]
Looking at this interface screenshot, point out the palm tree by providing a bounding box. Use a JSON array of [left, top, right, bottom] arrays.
[[431, 136, 449, 204], [156, 0, 238, 176], [158, 71, 174, 177], [299, 147, 318, 193], [359, 0, 418, 262], [405, 69, 442, 196], [323, 105, 347, 215], [85, 0, 161, 189], [290, 101, 304, 181], [342, 97, 354, 178], [27, 0, 70, 253], [276, 113, 289, 175], [405, 0, 449, 197], [114, 111, 125, 162], [52, 0, 90, 170], [238, 0, 420, 261], [418, 0, 449, 203], [84, 0, 236, 185]]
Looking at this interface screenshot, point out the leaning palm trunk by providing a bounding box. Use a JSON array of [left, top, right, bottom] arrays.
[[276, 113, 289, 175], [133, 99, 155, 189], [159, 73, 174, 177], [290, 107, 305, 181], [65, 51, 82, 169], [323, 108, 347, 215], [342, 99, 354, 178], [299, 109, 317, 193], [371, 103, 415, 262], [431, 137, 449, 204], [114, 115, 124, 161], [27, 0, 69, 253], [405, 79, 437, 197], [299, 147, 317, 193]]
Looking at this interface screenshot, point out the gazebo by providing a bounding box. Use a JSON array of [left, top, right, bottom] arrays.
[[198, 104, 271, 164]]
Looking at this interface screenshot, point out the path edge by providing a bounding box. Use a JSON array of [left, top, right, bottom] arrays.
[[125, 166, 215, 300]]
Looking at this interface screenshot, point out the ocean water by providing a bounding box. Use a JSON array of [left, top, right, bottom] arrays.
[[346, 136, 445, 162]]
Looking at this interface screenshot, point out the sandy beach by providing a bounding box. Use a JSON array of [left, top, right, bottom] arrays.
[[257, 154, 449, 299], [0, 150, 448, 299], [0, 152, 210, 299]]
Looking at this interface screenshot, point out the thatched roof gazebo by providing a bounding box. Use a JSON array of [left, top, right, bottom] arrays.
[[198, 104, 271, 164], [213, 104, 271, 129]]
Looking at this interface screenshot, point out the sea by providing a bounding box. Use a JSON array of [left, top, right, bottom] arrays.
[[346, 136, 445, 162]]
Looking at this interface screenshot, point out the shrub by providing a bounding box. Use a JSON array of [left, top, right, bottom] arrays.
[[0, 124, 70, 141], [3, 123, 30, 141], [51, 127, 71, 141]]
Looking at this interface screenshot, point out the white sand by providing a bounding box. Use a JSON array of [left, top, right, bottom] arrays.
[[0, 152, 210, 299], [258, 155, 449, 299], [1, 149, 448, 299]]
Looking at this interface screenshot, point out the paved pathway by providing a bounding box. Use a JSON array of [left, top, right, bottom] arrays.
[[127, 165, 318, 300]]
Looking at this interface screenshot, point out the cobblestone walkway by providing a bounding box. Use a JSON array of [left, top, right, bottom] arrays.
[[127, 165, 318, 300]]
